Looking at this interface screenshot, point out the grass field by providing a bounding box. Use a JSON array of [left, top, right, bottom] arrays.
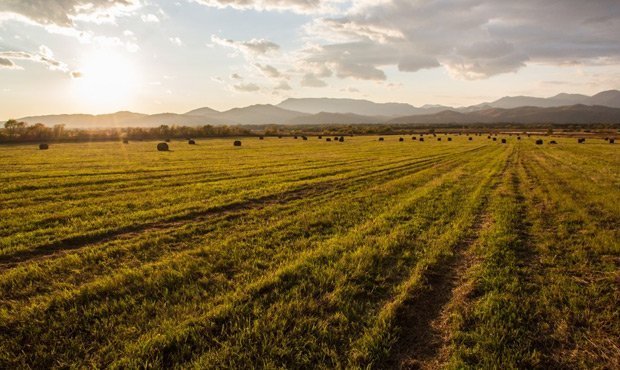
[[0, 135, 618, 369]]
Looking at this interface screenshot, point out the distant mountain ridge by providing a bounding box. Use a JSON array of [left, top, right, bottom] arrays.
[[14, 89, 620, 127]]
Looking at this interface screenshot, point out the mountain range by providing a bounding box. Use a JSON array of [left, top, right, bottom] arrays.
[[14, 90, 620, 127]]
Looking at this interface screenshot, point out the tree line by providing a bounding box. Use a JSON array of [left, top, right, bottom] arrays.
[[2, 119, 618, 143]]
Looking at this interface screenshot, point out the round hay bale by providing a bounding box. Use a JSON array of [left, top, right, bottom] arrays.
[[278, 135, 283, 139], [123, 139, 129, 144], [326, 138, 332, 142], [233, 140, 242, 147], [165, 138, 171, 143], [339, 137, 344, 142], [318, 136, 322, 139], [294, 136, 298, 139], [609, 138, 615, 144], [419, 138, 424, 142], [549, 140, 557, 144], [517, 136, 521, 140], [487, 136, 491, 139], [468, 137, 473, 141], [188, 139, 196, 145], [302, 136, 308, 140], [259, 136, 264, 140], [378, 137, 384, 141], [437, 137, 442, 141], [39, 143, 49, 150], [399, 137, 404, 142], [157, 142, 169, 151], [578, 138, 585, 143], [492, 137, 497, 141], [447, 137, 452, 141], [412, 136, 417, 140], [501, 138, 507, 144], [536, 139, 543, 145]]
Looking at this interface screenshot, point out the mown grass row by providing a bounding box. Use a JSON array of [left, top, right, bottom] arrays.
[[1, 140, 481, 258], [446, 142, 619, 369], [0, 140, 501, 367]]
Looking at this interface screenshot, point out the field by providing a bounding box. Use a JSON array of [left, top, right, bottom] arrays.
[[0, 135, 618, 368]]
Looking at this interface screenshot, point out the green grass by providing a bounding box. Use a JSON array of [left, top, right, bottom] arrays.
[[0, 136, 617, 368]]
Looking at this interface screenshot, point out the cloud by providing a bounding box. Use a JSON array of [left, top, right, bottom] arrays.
[[255, 63, 282, 78], [0, 57, 18, 69], [70, 71, 83, 78], [274, 80, 292, 90], [299, 0, 620, 80], [0, 0, 140, 27], [233, 82, 261, 92], [0, 47, 69, 72], [141, 14, 160, 23], [211, 35, 280, 56], [230, 73, 243, 80], [300, 73, 327, 87], [192, 0, 336, 14], [169, 37, 183, 46]]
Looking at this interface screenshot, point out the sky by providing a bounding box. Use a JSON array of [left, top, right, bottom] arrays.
[[1, 0, 620, 118]]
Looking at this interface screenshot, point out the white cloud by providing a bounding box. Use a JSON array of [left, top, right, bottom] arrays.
[[192, 0, 337, 14], [0, 49, 69, 72], [211, 35, 280, 56], [230, 73, 243, 80], [233, 82, 261, 92], [169, 37, 183, 46], [141, 14, 160, 23], [255, 63, 282, 78], [0, 0, 140, 27]]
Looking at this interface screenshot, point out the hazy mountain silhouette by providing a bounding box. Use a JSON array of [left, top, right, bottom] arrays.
[[14, 90, 620, 127]]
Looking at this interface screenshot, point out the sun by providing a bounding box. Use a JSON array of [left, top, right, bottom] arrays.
[[72, 51, 141, 112]]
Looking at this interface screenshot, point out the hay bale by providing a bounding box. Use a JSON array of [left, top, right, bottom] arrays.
[[123, 139, 129, 144], [517, 136, 521, 140], [578, 138, 585, 143], [437, 137, 442, 141], [302, 136, 308, 140], [399, 137, 404, 142], [233, 140, 242, 147], [278, 135, 283, 139], [378, 137, 384, 141], [157, 142, 169, 151], [326, 138, 332, 142], [610, 138, 615, 144], [536, 139, 543, 145], [318, 136, 322, 139], [259, 136, 264, 140], [468, 137, 473, 141], [492, 138, 497, 141], [487, 136, 491, 139], [339, 137, 344, 142], [39, 143, 49, 150], [419, 137, 424, 142], [447, 137, 452, 141], [165, 138, 171, 143], [549, 140, 557, 144], [412, 136, 417, 140], [188, 139, 196, 145], [501, 138, 506, 144], [294, 135, 298, 139]]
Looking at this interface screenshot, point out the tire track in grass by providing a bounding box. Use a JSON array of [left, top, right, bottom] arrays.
[[349, 146, 511, 369]]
